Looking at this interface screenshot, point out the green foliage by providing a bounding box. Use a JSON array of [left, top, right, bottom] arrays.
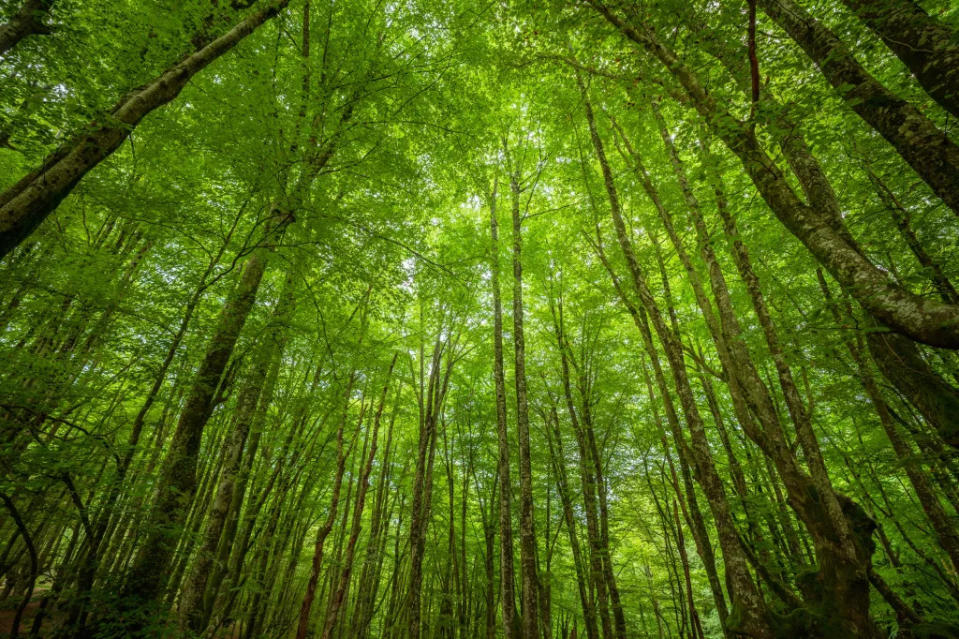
[[0, 1, 958, 638]]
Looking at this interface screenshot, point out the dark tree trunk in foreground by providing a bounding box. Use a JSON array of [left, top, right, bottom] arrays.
[[840, 0, 959, 120]]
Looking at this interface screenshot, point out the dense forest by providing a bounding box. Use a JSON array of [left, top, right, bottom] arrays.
[[1, 0, 958, 637]]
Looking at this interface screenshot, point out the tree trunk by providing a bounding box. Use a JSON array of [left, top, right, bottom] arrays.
[[506, 145, 541, 639], [319, 355, 397, 639], [178, 282, 294, 634], [295, 374, 359, 639], [0, 0, 53, 55], [488, 181, 519, 639], [0, 0, 289, 257], [839, 0, 959, 119], [408, 338, 454, 639], [757, 0, 959, 217]]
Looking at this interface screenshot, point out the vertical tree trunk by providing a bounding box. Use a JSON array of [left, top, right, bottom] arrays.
[[506, 148, 541, 639], [319, 355, 397, 639], [488, 182, 519, 639], [408, 339, 455, 639], [542, 399, 599, 639], [295, 374, 359, 639]]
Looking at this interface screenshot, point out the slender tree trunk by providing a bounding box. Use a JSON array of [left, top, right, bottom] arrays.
[[551, 306, 613, 639], [178, 282, 294, 634], [506, 150, 541, 639], [542, 400, 599, 639], [592, 234, 729, 634], [295, 375, 359, 639], [319, 355, 397, 639], [488, 182, 519, 639], [408, 339, 454, 639]]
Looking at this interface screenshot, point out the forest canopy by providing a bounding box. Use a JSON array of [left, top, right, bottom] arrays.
[[1, 0, 959, 638]]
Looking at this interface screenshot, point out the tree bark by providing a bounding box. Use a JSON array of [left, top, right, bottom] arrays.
[[506, 151, 541, 639], [488, 181, 519, 639], [840, 0, 959, 119], [0, 0, 53, 55]]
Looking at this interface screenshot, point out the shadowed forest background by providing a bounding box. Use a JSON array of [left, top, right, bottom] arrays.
[[1, 0, 959, 637]]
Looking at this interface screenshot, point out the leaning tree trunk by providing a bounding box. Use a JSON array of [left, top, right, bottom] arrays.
[[839, 0, 959, 120], [757, 0, 959, 218], [112, 218, 284, 635], [0, 0, 290, 258], [866, 331, 959, 448], [178, 282, 294, 635], [0, 0, 54, 55]]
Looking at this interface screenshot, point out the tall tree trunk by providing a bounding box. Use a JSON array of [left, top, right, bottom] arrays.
[[542, 398, 599, 639], [295, 374, 360, 639], [319, 355, 397, 639], [550, 303, 613, 639], [506, 147, 541, 639], [592, 233, 730, 634], [408, 338, 454, 639], [488, 182, 519, 639]]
